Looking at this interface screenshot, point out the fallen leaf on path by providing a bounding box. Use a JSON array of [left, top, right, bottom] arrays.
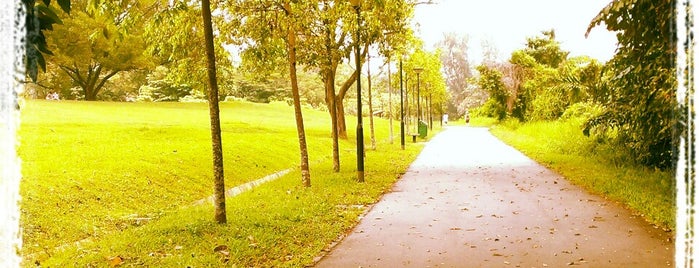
[[450, 227, 462, 230], [588, 225, 598, 228]]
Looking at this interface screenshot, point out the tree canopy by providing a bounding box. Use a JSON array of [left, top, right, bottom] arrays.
[[585, 0, 678, 168], [23, 0, 72, 82], [47, 5, 150, 100]]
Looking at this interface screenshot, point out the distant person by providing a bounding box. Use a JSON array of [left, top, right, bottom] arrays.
[[442, 114, 448, 125], [46, 92, 59, 100], [465, 114, 470, 126]]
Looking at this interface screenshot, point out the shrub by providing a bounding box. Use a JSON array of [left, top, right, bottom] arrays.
[[560, 102, 604, 122]]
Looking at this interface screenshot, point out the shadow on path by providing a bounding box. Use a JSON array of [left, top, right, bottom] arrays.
[[315, 127, 673, 267]]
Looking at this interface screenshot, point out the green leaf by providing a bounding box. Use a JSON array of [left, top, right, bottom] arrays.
[[57, 0, 71, 14], [35, 4, 62, 25]]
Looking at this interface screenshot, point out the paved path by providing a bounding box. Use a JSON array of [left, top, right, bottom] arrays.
[[315, 127, 673, 267]]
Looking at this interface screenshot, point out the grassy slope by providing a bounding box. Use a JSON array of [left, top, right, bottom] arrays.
[[18, 100, 427, 266], [487, 118, 675, 231]]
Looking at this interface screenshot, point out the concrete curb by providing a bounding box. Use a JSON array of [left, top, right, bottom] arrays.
[[193, 168, 292, 205]]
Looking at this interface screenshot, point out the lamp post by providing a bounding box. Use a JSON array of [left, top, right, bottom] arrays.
[[414, 67, 423, 129], [350, 0, 364, 182]]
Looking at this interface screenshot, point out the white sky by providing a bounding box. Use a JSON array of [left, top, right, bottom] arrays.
[[413, 0, 618, 63]]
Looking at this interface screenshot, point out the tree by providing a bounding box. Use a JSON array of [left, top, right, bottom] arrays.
[[476, 65, 508, 120], [523, 29, 569, 68], [145, 1, 232, 98], [201, 0, 227, 223], [45, 0, 152, 100], [402, 48, 448, 126], [585, 0, 678, 169], [222, 0, 312, 186], [282, 1, 312, 186], [436, 32, 474, 117], [505, 32, 571, 121], [137, 66, 192, 102], [225, 0, 414, 173], [23, 0, 71, 82]]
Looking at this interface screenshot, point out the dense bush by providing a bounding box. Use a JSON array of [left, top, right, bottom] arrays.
[[584, 0, 678, 169], [560, 102, 604, 122]]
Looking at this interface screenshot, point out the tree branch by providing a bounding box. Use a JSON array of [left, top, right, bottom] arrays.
[[337, 42, 369, 99]]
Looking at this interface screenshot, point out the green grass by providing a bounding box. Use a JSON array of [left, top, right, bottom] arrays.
[[18, 100, 428, 266], [489, 117, 675, 231]]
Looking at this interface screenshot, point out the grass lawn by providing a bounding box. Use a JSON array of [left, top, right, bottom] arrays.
[[18, 100, 430, 266], [488, 118, 675, 231]]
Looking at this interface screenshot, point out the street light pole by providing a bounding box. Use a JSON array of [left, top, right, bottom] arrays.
[[351, 0, 364, 182]]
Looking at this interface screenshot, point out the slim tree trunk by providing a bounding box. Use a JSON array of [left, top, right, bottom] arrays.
[[321, 13, 341, 172], [284, 2, 311, 187], [334, 43, 368, 141], [336, 95, 347, 139], [429, 95, 433, 130], [335, 98, 347, 138], [387, 55, 393, 144], [367, 54, 376, 150], [201, 0, 226, 224], [324, 75, 340, 172]]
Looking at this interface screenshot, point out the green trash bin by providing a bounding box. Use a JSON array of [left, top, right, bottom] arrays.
[[418, 120, 428, 138]]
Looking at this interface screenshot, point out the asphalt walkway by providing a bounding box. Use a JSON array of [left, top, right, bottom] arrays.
[[315, 126, 673, 267]]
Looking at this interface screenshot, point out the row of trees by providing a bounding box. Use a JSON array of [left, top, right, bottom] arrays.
[[23, 0, 447, 223], [467, 0, 678, 170]]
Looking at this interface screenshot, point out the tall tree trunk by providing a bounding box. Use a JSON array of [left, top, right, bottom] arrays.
[[429, 95, 433, 130], [367, 54, 376, 150], [324, 74, 340, 172], [321, 15, 341, 172], [201, 0, 226, 224], [335, 95, 347, 139], [284, 2, 311, 186], [387, 54, 393, 144], [335, 69, 358, 140], [334, 42, 367, 140]]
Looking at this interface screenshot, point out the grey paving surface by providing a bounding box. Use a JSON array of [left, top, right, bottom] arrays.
[[315, 126, 673, 268]]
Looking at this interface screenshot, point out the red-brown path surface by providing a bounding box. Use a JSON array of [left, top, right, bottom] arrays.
[[314, 127, 673, 268]]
